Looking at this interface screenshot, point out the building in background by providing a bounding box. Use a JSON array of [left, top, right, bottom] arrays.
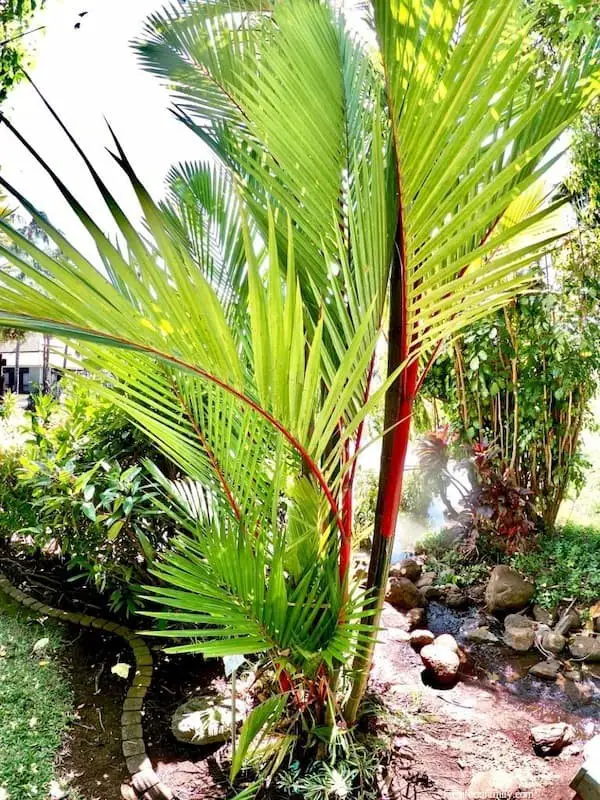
[[0, 333, 80, 395]]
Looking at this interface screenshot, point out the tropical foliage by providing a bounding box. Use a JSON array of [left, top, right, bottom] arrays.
[[0, 0, 44, 102], [0, 0, 598, 790], [0, 379, 171, 615]]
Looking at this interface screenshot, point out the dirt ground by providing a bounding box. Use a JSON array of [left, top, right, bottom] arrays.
[[57, 627, 129, 800]]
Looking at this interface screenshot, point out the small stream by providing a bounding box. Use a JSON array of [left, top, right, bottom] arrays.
[[425, 600, 600, 729]]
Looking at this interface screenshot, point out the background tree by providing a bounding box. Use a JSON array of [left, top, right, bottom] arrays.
[[0, 0, 44, 103]]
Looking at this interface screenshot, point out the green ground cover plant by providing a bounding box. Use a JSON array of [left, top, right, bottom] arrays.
[[419, 521, 600, 609], [511, 522, 600, 609]]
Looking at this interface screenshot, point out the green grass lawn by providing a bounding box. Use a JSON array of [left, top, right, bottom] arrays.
[[558, 395, 600, 528], [0, 593, 74, 800]]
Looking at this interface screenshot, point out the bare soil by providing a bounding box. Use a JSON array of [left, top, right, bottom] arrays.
[[56, 627, 129, 800]]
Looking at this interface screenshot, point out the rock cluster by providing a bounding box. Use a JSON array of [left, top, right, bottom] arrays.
[[385, 558, 426, 610]]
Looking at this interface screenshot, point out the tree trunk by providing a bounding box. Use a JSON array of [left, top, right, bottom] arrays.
[[344, 241, 417, 723], [42, 334, 50, 393], [14, 339, 20, 393]]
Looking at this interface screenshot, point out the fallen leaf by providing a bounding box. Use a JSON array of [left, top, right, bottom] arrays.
[[111, 662, 131, 680]]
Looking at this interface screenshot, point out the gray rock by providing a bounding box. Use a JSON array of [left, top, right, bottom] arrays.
[[485, 565, 534, 613], [555, 608, 581, 636], [420, 584, 443, 602], [542, 631, 566, 655], [569, 634, 600, 662], [530, 722, 575, 756], [529, 659, 561, 680], [504, 626, 535, 652], [504, 613, 536, 631], [590, 602, 600, 634], [390, 558, 422, 582], [386, 577, 423, 610], [409, 629, 435, 651], [466, 626, 500, 644], [416, 571, 436, 589], [443, 586, 469, 609], [406, 607, 426, 630], [533, 604, 556, 627], [171, 693, 246, 745], [420, 643, 460, 686]]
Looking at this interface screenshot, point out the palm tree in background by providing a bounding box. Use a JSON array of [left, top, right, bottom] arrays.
[[0, 0, 597, 786]]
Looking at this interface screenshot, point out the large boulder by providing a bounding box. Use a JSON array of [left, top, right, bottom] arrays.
[[569, 634, 600, 662], [541, 631, 566, 655], [533, 605, 555, 627], [504, 613, 535, 631], [434, 633, 459, 654], [171, 693, 246, 745], [485, 566, 534, 613], [390, 558, 422, 582], [420, 643, 460, 686], [530, 722, 574, 756], [386, 576, 423, 610], [504, 626, 534, 652]]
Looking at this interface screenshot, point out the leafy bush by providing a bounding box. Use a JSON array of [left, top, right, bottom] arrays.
[[0, 450, 38, 538], [1, 379, 175, 615], [511, 522, 600, 609], [417, 533, 490, 588], [399, 470, 431, 518], [0, 389, 18, 420]]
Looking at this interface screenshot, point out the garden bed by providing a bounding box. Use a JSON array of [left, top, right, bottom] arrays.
[[3, 551, 599, 800]]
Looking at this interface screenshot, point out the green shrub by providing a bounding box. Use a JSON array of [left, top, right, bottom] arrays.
[[511, 522, 600, 609], [1, 379, 175, 615], [0, 450, 37, 537], [0, 389, 18, 420], [418, 533, 489, 588]]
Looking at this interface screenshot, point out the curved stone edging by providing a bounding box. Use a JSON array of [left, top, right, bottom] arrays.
[[0, 572, 175, 800]]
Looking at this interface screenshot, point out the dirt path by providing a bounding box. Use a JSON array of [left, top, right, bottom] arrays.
[[374, 605, 599, 799]]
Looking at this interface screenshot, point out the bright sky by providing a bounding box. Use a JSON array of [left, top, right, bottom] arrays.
[[0, 0, 208, 255], [0, 0, 572, 258]]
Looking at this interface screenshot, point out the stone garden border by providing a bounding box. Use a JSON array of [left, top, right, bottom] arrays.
[[0, 571, 176, 800]]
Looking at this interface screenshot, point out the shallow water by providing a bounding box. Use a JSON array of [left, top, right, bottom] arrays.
[[424, 600, 600, 729]]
